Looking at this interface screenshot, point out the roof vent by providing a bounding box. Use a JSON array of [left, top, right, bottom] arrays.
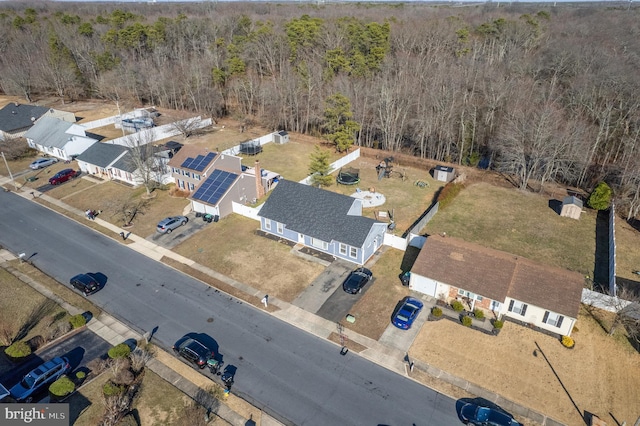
[[13, 102, 19, 107], [31, 117, 36, 122]]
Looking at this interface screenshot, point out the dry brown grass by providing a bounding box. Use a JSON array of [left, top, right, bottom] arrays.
[[614, 218, 640, 282], [423, 181, 597, 275], [411, 306, 640, 426], [171, 215, 325, 303]]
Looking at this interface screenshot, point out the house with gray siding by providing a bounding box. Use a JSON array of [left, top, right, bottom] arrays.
[[24, 117, 98, 161], [0, 103, 75, 140], [258, 180, 386, 265]]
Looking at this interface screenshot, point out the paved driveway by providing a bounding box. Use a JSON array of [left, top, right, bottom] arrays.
[[148, 212, 213, 249], [292, 260, 353, 314], [378, 294, 431, 352]]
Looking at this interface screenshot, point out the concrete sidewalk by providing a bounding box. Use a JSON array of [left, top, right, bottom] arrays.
[[0, 177, 562, 426]]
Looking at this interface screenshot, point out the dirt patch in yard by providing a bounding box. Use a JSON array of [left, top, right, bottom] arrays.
[[410, 306, 640, 426]]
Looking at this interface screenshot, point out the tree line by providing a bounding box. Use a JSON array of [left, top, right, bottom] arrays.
[[0, 2, 639, 217]]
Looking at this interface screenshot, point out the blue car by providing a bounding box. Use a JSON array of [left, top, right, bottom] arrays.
[[10, 357, 70, 402], [460, 403, 522, 426], [392, 297, 424, 330]]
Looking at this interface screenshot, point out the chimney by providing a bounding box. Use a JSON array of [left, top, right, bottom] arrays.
[[255, 160, 265, 199]]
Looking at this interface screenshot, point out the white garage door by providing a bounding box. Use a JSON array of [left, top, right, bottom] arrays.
[[410, 275, 438, 297]]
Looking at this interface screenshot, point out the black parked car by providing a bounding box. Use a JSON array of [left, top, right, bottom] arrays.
[[342, 267, 373, 294], [173, 335, 216, 369], [70, 273, 100, 295]]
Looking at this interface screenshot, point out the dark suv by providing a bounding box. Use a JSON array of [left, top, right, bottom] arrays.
[[49, 168, 79, 185], [173, 335, 215, 369], [70, 273, 100, 295], [342, 267, 373, 294]]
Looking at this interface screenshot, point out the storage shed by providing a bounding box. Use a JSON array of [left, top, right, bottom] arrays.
[[274, 130, 289, 144], [560, 196, 583, 220], [434, 165, 455, 182]]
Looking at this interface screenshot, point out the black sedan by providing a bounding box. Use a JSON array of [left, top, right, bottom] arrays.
[[342, 267, 373, 294], [69, 273, 100, 296], [460, 403, 522, 426]]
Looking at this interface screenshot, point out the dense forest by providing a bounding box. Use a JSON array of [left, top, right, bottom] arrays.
[[1, 2, 639, 217]]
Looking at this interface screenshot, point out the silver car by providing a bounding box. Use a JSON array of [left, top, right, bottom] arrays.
[[156, 216, 188, 233], [29, 157, 58, 169]]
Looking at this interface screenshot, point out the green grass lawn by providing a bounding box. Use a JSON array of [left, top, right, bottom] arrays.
[[423, 182, 597, 275]]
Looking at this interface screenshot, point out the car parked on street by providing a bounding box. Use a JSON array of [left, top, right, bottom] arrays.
[[157, 216, 188, 234], [342, 267, 373, 294], [173, 335, 216, 369], [29, 157, 58, 170], [460, 403, 522, 426], [392, 297, 424, 330], [48, 168, 79, 185], [9, 357, 71, 402], [70, 273, 100, 295]]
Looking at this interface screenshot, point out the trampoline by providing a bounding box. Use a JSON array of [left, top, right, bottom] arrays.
[[337, 167, 360, 185], [239, 140, 263, 156]]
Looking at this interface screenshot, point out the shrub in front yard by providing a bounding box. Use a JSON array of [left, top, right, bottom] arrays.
[[451, 300, 464, 312], [492, 319, 504, 329], [587, 181, 612, 210], [103, 381, 125, 397], [461, 316, 473, 327], [69, 314, 86, 329], [431, 307, 443, 317], [473, 309, 485, 320], [49, 376, 75, 399], [4, 341, 31, 359], [561, 335, 575, 348], [108, 343, 131, 359], [437, 182, 465, 209]]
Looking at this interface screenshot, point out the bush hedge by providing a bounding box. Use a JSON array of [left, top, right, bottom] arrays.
[[451, 300, 464, 312], [49, 376, 75, 397], [69, 314, 86, 329], [437, 182, 465, 209], [108, 343, 131, 359], [103, 381, 125, 397], [431, 307, 443, 317], [473, 309, 485, 320], [492, 319, 504, 329], [4, 341, 32, 359], [461, 316, 473, 327], [75, 371, 86, 380], [561, 335, 575, 348]]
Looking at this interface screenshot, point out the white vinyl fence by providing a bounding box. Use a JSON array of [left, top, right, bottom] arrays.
[[104, 117, 212, 147], [299, 148, 361, 185]]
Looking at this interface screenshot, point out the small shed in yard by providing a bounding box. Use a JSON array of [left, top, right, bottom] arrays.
[[274, 131, 289, 144], [434, 165, 455, 182], [560, 196, 583, 220]]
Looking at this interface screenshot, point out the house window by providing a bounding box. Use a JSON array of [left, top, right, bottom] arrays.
[[458, 289, 479, 300], [185, 171, 190, 178], [311, 238, 328, 250], [339, 244, 347, 255], [277, 222, 284, 234], [349, 247, 357, 258], [543, 311, 564, 328], [189, 182, 195, 191], [178, 180, 184, 189], [173, 167, 179, 174], [508, 300, 528, 316], [264, 219, 271, 231], [194, 174, 201, 181]]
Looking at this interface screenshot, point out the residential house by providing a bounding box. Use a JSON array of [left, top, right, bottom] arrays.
[[76, 142, 172, 187], [409, 235, 583, 336], [24, 117, 98, 161], [168, 145, 260, 219], [258, 180, 387, 265], [0, 103, 75, 140]]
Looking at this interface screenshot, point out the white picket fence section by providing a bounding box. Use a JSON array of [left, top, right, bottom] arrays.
[[221, 132, 278, 156], [299, 148, 361, 185], [384, 233, 408, 250], [232, 201, 262, 221], [103, 117, 212, 147]]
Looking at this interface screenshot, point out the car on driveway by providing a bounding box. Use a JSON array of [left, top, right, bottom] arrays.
[[173, 335, 215, 369], [70, 273, 100, 295], [342, 267, 373, 294], [48, 168, 79, 185], [9, 357, 70, 402], [157, 216, 188, 234], [392, 297, 424, 330], [29, 157, 58, 170], [460, 403, 522, 426]]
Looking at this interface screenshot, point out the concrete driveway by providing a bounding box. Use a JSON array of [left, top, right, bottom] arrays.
[[292, 260, 353, 314], [378, 294, 431, 352]]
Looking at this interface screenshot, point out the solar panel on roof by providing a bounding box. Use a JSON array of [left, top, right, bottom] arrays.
[[192, 169, 238, 205], [181, 152, 216, 171]]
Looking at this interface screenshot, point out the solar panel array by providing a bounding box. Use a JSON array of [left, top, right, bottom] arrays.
[[191, 169, 238, 205], [181, 152, 216, 172]]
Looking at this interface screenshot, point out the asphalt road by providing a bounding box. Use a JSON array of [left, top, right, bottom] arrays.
[[0, 328, 111, 402], [0, 190, 462, 425]]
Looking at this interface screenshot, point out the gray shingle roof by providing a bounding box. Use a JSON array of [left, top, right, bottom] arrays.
[[563, 196, 583, 208], [258, 179, 379, 247], [76, 143, 128, 168], [111, 151, 137, 173], [0, 103, 49, 132], [24, 117, 76, 148]]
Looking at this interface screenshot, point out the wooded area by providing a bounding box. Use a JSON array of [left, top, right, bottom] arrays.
[[1, 2, 639, 216]]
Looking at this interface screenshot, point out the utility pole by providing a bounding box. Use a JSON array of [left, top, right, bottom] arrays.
[[1, 152, 18, 191]]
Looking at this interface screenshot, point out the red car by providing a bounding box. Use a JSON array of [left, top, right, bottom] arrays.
[[49, 168, 79, 185]]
